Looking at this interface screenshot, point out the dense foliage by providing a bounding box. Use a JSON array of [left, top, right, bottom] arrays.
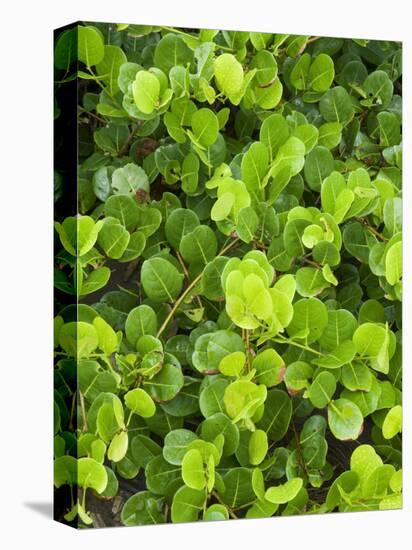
[[53, 23, 402, 528]]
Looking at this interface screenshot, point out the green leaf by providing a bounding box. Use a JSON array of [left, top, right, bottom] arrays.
[[287, 298, 328, 344], [59, 321, 99, 358], [352, 322, 394, 374], [255, 78, 283, 109], [214, 53, 244, 96], [144, 363, 184, 402], [309, 53, 335, 92], [132, 70, 160, 114], [97, 218, 130, 259], [78, 26, 104, 67], [200, 413, 239, 456], [96, 45, 127, 94], [78, 267, 111, 297], [290, 53, 311, 90], [141, 257, 183, 302], [241, 141, 269, 190], [191, 108, 219, 146], [179, 225, 218, 264], [203, 504, 229, 521], [154, 34, 193, 74], [182, 448, 206, 490], [111, 163, 149, 196], [104, 194, 140, 232], [125, 305, 157, 346], [382, 405, 402, 439], [252, 348, 285, 387], [265, 478, 303, 504], [121, 491, 164, 526], [257, 389, 292, 441], [171, 486, 206, 523], [319, 86, 354, 124], [236, 207, 259, 243], [285, 361, 313, 392], [271, 136, 305, 178], [54, 455, 77, 487], [93, 316, 118, 355], [328, 399, 363, 440], [249, 429, 268, 465], [308, 372, 336, 408], [145, 455, 182, 495], [318, 122, 342, 149], [295, 267, 330, 297], [219, 351, 246, 377], [385, 241, 402, 285], [77, 457, 108, 493], [125, 388, 156, 418], [165, 208, 200, 249], [383, 197, 402, 236], [55, 28, 77, 70], [304, 146, 335, 191], [219, 468, 255, 507], [108, 430, 128, 462], [163, 429, 198, 465], [259, 113, 289, 161], [291, 124, 319, 154], [202, 256, 229, 300], [363, 70, 393, 109], [199, 378, 229, 417], [377, 112, 401, 146]]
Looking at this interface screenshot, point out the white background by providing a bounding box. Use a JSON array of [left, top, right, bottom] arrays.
[[0, 0, 410, 548]]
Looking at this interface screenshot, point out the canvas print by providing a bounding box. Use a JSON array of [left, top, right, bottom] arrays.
[[53, 22, 402, 528]]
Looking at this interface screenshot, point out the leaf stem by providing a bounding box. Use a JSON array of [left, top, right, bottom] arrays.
[[157, 238, 239, 338], [273, 335, 324, 356]]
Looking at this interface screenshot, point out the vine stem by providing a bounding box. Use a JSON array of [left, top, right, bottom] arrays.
[[157, 238, 239, 338], [79, 391, 88, 432], [161, 26, 234, 52], [211, 491, 238, 519], [176, 251, 203, 310]]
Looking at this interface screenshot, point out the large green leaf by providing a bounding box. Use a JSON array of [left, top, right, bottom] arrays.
[[141, 257, 183, 302]]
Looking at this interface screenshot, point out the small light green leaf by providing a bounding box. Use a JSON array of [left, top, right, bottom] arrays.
[[93, 317, 118, 355], [132, 71, 160, 114], [265, 478, 303, 504], [385, 241, 402, 286], [249, 429, 268, 465], [125, 388, 156, 418], [219, 351, 246, 377], [328, 399, 363, 441], [382, 405, 402, 439], [182, 449, 206, 490], [107, 430, 128, 462], [77, 457, 108, 493], [214, 53, 244, 96]]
